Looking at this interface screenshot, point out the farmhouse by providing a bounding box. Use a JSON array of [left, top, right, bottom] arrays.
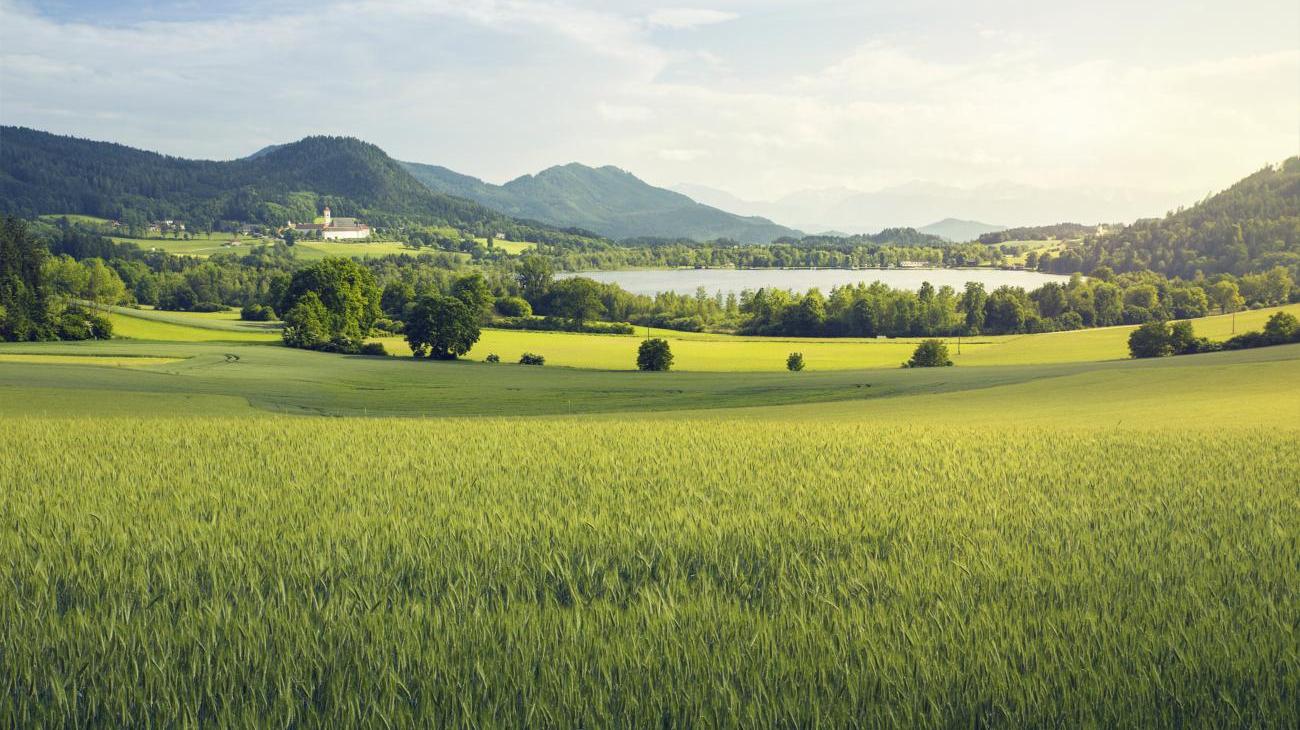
[[291, 206, 371, 240]]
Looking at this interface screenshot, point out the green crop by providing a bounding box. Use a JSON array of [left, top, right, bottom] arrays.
[[2, 418, 1297, 727]]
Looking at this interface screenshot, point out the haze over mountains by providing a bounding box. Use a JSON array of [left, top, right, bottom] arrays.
[[401, 161, 800, 244], [673, 181, 1203, 237]]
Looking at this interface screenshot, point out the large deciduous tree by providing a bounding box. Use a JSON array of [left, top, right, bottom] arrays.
[[278, 257, 381, 349], [405, 295, 481, 360]]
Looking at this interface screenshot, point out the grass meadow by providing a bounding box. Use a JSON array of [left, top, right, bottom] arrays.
[[109, 234, 424, 261], [3, 297, 1299, 726]]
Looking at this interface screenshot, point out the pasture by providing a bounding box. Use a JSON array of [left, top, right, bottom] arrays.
[[376, 303, 1300, 371], [109, 234, 423, 261], [2, 304, 1299, 726]]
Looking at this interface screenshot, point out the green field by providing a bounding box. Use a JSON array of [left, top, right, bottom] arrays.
[[3, 296, 1298, 725], [375, 304, 1300, 371], [475, 237, 537, 255], [110, 234, 425, 261], [96, 301, 1300, 370]]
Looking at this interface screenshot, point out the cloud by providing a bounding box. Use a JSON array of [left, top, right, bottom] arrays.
[[645, 7, 738, 30], [1, 0, 1296, 213]]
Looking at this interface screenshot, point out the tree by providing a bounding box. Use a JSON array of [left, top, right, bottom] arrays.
[[516, 255, 554, 304], [82, 258, 127, 305], [1263, 311, 1299, 343], [1128, 320, 1172, 358], [959, 282, 987, 334], [380, 281, 414, 318], [404, 295, 480, 360], [451, 272, 493, 319], [281, 292, 331, 349], [279, 258, 381, 348], [636, 338, 673, 371], [494, 296, 532, 318], [904, 339, 953, 368], [786, 352, 805, 371], [1209, 280, 1245, 314], [0, 217, 55, 341], [983, 286, 1029, 333], [548, 277, 605, 327], [1168, 320, 1197, 355]]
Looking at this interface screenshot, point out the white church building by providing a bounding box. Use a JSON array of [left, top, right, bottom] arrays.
[[291, 207, 371, 240]]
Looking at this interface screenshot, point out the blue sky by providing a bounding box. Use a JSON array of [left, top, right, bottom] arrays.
[[3, 0, 1298, 216]]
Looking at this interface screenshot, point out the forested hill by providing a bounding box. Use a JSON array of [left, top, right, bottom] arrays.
[[1081, 158, 1300, 278], [0, 126, 514, 231], [402, 160, 802, 244]]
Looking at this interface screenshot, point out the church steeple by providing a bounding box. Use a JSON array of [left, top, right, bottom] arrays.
[[322, 206, 332, 227]]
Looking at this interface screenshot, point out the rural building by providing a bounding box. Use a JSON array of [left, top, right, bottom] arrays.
[[290, 206, 371, 240]]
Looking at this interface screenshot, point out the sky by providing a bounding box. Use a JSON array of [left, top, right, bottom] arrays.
[[2, 0, 1298, 217]]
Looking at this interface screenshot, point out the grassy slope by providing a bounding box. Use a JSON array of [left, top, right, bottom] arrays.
[[375, 303, 1300, 371], [2, 333, 1298, 421], [111, 235, 421, 261]]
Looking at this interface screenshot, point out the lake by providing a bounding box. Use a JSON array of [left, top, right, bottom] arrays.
[[562, 268, 1072, 296]]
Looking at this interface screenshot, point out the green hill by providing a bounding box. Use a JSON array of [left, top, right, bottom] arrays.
[[1083, 157, 1300, 277], [0, 126, 512, 231], [403, 160, 802, 243]]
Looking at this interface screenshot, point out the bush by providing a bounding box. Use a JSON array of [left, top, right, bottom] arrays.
[[485, 354, 500, 363], [54, 309, 113, 341], [240, 303, 275, 322], [786, 352, 805, 372], [494, 296, 532, 318], [372, 317, 403, 335], [637, 338, 673, 372], [1128, 321, 1172, 358], [191, 302, 226, 313], [1263, 312, 1299, 344], [518, 352, 545, 366], [903, 340, 953, 368], [359, 342, 388, 357]]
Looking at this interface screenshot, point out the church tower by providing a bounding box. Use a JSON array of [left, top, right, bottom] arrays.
[[322, 206, 332, 227]]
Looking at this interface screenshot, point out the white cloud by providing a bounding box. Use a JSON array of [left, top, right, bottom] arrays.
[[1, 0, 1296, 216], [645, 7, 738, 29]]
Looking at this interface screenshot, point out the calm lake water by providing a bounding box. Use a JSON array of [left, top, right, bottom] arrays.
[[562, 268, 1071, 296]]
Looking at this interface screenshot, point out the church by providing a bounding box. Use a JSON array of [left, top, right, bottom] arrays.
[[291, 206, 371, 240]]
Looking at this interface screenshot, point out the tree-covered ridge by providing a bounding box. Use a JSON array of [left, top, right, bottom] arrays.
[[0, 127, 516, 232], [1081, 158, 1300, 277], [403, 160, 802, 244]]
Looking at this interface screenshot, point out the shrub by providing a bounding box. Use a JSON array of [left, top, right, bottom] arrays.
[[191, 302, 225, 313], [637, 338, 673, 372], [1128, 321, 1172, 358], [519, 352, 545, 366], [240, 303, 274, 322], [485, 354, 500, 363], [1263, 312, 1299, 344], [786, 352, 805, 372], [904, 340, 953, 368], [494, 296, 532, 318], [54, 308, 113, 341], [359, 342, 388, 357]]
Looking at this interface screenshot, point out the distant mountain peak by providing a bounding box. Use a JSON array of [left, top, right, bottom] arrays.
[[403, 159, 801, 243]]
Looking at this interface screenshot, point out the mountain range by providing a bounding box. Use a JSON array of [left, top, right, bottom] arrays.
[[0, 127, 513, 232], [400, 161, 801, 244], [673, 181, 1202, 236]]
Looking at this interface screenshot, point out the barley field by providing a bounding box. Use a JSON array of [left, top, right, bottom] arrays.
[[2, 417, 1297, 727]]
